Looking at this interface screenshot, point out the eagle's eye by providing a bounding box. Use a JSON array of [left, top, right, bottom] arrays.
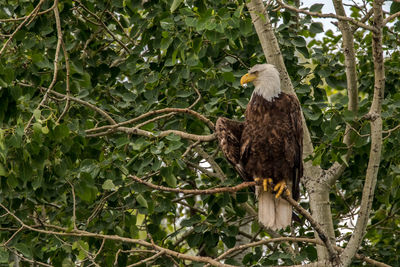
[[250, 70, 259, 75]]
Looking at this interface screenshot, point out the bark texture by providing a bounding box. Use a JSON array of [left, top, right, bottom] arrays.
[[340, 1, 384, 265]]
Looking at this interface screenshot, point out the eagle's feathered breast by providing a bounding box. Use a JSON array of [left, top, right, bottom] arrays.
[[240, 93, 302, 200]]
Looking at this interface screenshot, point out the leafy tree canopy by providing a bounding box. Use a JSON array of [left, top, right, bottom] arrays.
[[0, 0, 399, 266]]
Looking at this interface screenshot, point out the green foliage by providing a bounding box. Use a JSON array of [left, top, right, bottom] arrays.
[[0, 0, 399, 266]]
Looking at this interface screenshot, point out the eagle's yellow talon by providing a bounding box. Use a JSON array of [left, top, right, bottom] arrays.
[[274, 181, 289, 198], [263, 179, 268, 191], [254, 177, 260, 183]]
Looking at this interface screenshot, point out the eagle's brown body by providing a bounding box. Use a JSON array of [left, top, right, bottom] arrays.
[[216, 65, 303, 230]]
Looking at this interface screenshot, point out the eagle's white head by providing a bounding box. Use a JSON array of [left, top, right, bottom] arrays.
[[240, 64, 281, 101]]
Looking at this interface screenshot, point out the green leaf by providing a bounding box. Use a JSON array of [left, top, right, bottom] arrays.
[[33, 109, 41, 121], [136, 194, 148, 208], [310, 3, 324, 13], [310, 22, 323, 34], [102, 179, 116, 190], [161, 167, 177, 187], [0, 163, 6, 176], [390, 2, 400, 14], [0, 247, 8, 263], [187, 233, 202, 247], [171, 0, 184, 12], [41, 125, 49, 134], [222, 72, 235, 82], [292, 36, 306, 47]]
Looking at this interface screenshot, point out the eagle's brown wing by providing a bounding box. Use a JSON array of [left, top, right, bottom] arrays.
[[288, 94, 303, 201], [215, 117, 250, 181]]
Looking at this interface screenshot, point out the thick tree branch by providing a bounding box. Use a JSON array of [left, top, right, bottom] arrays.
[[383, 11, 400, 25], [99, 127, 216, 142], [340, 1, 385, 266], [86, 107, 214, 133], [325, 0, 359, 186], [129, 175, 256, 195]]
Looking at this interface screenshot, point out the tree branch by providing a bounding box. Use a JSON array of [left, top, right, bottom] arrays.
[[282, 195, 340, 265], [383, 11, 400, 25], [17, 84, 117, 125], [129, 175, 256, 195], [86, 107, 214, 134], [325, 0, 359, 187], [340, 1, 385, 266], [24, 1, 61, 134]]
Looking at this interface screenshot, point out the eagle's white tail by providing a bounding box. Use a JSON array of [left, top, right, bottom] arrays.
[[257, 186, 292, 230]]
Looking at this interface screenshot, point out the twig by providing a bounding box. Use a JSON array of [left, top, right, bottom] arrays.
[[86, 107, 214, 133], [75, 0, 131, 54], [0, 1, 55, 22], [105, 10, 134, 43], [90, 126, 216, 142], [383, 11, 400, 25], [17, 83, 117, 125], [282, 194, 340, 264], [3, 226, 24, 246], [0, 0, 46, 57], [0, 202, 235, 267], [93, 238, 106, 260], [57, 40, 71, 123], [182, 140, 201, 158], [66, 179, 77, 230], [24, 1, 62, 133], [275, 0, 376, 33], [127, 251, 165, 267], [194, 146, 228, 181]]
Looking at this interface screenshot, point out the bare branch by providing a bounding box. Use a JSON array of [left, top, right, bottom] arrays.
[[66, 179, 77, 230], [325, 0, 359, 187], [3, 226, 24, 246], [340, 1, 385, 266], [57, 40, 71, 123], [129, 174, 255, 195], [383, 11, 400, 25], [88, 126, 216, 142], [86, 107, 214, 134], [127, 251, 165, 267]]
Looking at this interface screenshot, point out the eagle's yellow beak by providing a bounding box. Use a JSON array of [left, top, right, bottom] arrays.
[[240, 73, 257, 86]]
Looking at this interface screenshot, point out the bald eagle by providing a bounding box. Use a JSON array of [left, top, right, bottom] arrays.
[[216, 64, 303, 230]]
